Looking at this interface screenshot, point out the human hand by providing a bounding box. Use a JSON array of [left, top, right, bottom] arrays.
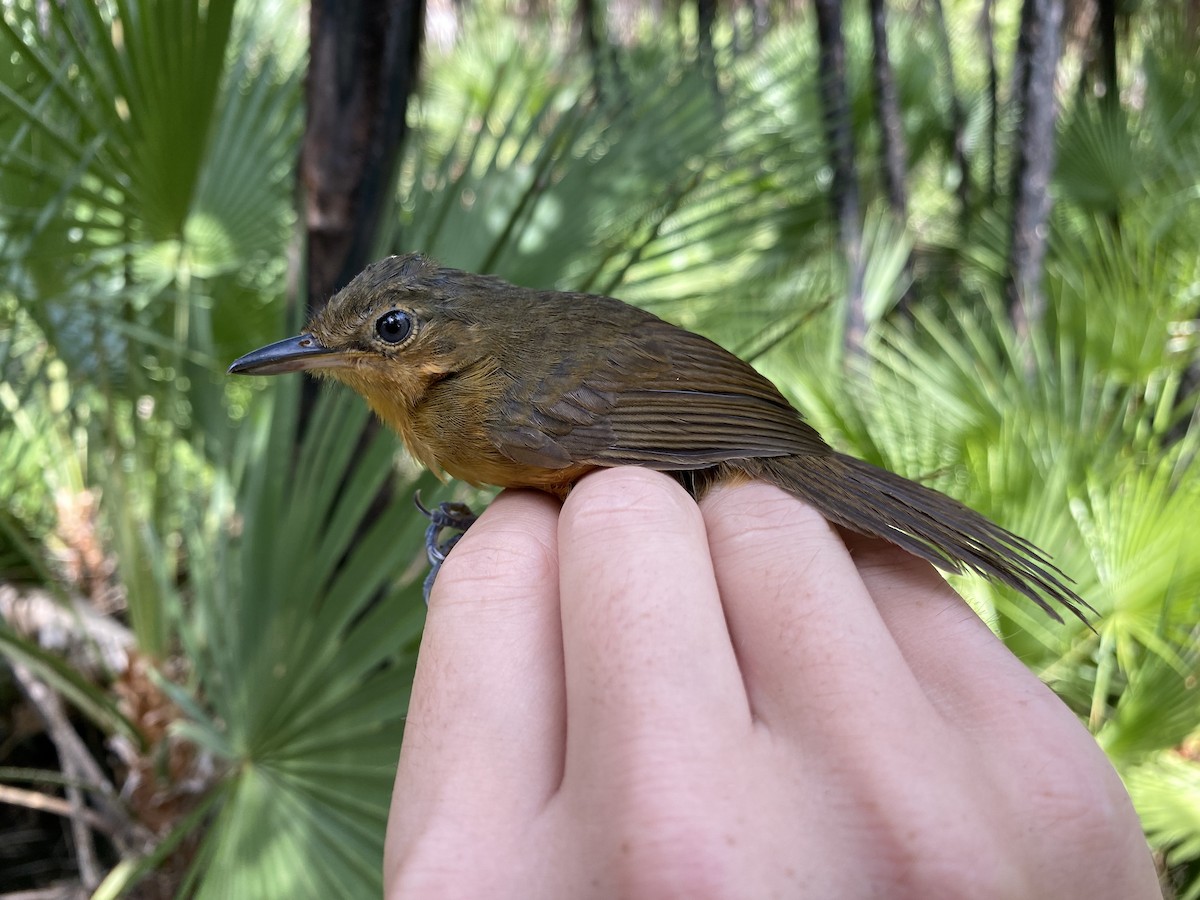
[[384, 468, 1159, 899]]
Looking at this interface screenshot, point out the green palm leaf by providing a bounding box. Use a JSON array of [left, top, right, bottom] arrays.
[[103, 374, 434, 897]]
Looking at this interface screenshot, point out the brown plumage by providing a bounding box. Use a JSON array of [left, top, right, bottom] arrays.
[[229, 253, 1091, 624]]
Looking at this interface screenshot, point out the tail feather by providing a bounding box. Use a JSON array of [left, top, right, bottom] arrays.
[[757, 453, 1094, 626]]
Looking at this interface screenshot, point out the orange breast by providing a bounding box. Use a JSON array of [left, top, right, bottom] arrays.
[[438, 452, 595, 498]]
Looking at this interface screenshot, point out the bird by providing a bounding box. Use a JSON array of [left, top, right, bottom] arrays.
[[229, 253, 1090, 624]]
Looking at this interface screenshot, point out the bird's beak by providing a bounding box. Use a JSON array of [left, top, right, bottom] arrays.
[[227, 334, 347, 376]]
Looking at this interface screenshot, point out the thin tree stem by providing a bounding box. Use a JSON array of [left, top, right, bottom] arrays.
[[1098, 0, 1118, 107], [930, 0, 970, 219], [980, 0, 999, 202], [301, 0, 426, 318], [870, 0, 909, 220], [1007, 0, 1064, 338], [813, 0, 866, 356]]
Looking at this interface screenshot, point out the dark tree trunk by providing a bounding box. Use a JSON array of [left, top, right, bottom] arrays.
[[929, 0, 970, 219], [751, 0, 769, 45], [577, 0, 605, 92], [577, 0, 625, 101], [302, 0, 426, 321], [813, 0, 866, 355], [578, 0, 601, 60], [980, 0, 998, 202], [1097, 0, 1117, 107], [297, 0, 425, 476], [869, 0, 908, 220], [1006, 0, 1063, 337], [696, 0, 718, 85]]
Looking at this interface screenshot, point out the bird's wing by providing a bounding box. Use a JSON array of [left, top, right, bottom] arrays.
[[489, 317, 830, 471]]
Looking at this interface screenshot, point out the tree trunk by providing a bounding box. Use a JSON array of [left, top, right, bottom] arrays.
[[577, 0, 625, 101], [298, 0, 425, 470], [980, 0, 998, 202], [869, 0, 908, 220], [1097, 0, 1117, 107], [302, 0, 426, 320], [1006, 0, 1063, 337], [929, 0, 969, 219], [696, 0, 718, 86], [813, 0, 866, 356], [578, 0, 605, 91], [751, 0, 769, 46]]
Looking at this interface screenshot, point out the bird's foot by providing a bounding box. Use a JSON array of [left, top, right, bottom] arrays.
[[415, 494, 478, 604]]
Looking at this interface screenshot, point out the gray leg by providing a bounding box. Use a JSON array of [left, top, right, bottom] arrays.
[[415, 494, 478, 603]]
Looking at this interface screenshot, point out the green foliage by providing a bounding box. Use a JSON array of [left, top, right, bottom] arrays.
[[93, 379, 432, 898], [1125, 754, 1200, 900], [0, 0, 429, 895], [0, 0, 302, 397], [0, 0, 1198, 894]]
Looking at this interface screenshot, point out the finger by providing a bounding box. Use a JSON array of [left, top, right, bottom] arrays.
[[556, 469, 750, 776], [841, 533, 1077, 731], [699, 481, 936, 740], [388, 489, 566, 854], [841, 535, 1160, 898]]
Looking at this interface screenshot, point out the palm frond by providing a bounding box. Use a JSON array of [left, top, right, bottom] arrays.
[[98, 373, 433, 897], [1124, 754, 1200, 899]]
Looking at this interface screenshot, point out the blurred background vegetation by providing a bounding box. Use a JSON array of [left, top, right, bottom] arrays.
[[0, 0, 1198, 896]]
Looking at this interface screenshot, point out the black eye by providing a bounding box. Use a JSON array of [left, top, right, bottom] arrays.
[[375, 310, 412, 344]]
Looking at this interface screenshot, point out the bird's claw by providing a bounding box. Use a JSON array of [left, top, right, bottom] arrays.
[[415, 493, 478, 603]]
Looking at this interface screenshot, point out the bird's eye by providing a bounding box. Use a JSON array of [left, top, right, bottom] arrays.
[[375, 310, 412, 344]]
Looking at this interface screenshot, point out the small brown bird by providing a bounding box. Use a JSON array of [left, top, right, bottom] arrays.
[[230, 253, 1089, 623]]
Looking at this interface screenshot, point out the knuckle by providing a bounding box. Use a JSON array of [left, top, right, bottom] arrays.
[[830, 759, 1026, 899], [387, 830, 529, 900], [1019, 749, 1140, 855], [435, 523, 557, 603], [564, 469, 700, 541], [568, 759, 741, 900], [609, 818, 735, 900], [703, 482, 834, 560], [863, 814, 1019, 899]]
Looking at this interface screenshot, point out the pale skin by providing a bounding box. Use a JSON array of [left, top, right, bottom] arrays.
[[384, 467, 1160, 899]]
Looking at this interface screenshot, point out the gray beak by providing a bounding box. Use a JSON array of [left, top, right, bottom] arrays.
[[227, 334, 346, 376]]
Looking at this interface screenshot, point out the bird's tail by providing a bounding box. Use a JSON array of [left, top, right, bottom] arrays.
[[755, 452, 1093, 626]]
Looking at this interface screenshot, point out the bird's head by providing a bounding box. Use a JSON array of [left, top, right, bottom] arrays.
[[228, 253, 495, 416]]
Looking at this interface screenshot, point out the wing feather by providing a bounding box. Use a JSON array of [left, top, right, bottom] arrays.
[[489, 313, 828, 471]]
